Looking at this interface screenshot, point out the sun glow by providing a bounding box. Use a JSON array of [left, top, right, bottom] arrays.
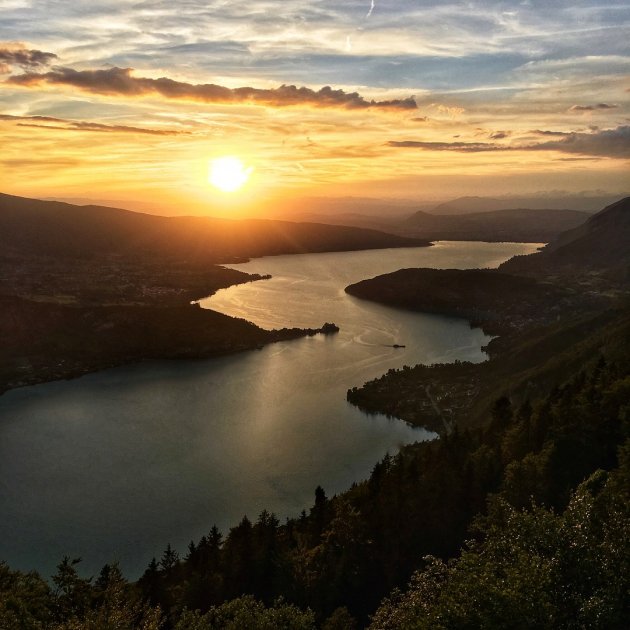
[[209, 156, 252, 192]]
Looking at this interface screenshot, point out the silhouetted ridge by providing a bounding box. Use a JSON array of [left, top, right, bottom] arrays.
[[430, 194, 623, 214], [0, 192, 428, 263], [403, 207, 588, 242], [500, 196, 630, 276]]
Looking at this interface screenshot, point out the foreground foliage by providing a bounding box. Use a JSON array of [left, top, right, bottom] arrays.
[[371, 458, 630, 629]]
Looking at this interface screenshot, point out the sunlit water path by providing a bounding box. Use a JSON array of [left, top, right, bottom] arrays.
[[0, 241, 539, 578]]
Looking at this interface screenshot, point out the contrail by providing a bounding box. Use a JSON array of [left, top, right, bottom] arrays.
[[366, 0, 375, 18]]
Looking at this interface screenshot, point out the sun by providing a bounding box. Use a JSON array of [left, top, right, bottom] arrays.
[[209, 156, 252, 193]]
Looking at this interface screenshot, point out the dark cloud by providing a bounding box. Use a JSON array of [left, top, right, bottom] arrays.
[[0, 44, 57, 73], [569, 103, 619, 112], [388, 126, 630, 158], [532, 126, 630, 158], [7, 66, 417, 110], [0, 113, 186, 135]]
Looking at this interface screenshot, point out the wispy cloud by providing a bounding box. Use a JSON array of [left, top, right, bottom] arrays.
[[387, 140, 504, 152], [388, 126, 630, 158], [531, 129, 573, 137], [7, 66, 417, 110], [569, 103, 619, 112], [1, 1, 628, 200], [0, 113, 187, 135]]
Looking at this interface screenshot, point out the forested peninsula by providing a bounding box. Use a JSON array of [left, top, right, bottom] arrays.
[[0, 193, 416, 393], [346, 198, 630, 432]]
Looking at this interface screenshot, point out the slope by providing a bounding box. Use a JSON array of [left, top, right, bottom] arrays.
[[0, 192, 428, 263], [500, 196, 630, 278], [403, 207, 588, 242]]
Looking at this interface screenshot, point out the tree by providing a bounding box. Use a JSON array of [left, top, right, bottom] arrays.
[[173, 595, 315, 630], [370, 464, 630, 629]]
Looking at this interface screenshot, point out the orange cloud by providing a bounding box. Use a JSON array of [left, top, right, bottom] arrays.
[[7, 66, 417, 111]]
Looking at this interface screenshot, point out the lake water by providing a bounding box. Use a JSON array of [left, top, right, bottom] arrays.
[[0, 241, 540, 578]]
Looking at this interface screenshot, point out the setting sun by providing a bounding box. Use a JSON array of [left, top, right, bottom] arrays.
[[209, 156, 252, 193]]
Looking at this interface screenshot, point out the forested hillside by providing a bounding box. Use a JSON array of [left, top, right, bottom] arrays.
[[0, 193, 427, 264]]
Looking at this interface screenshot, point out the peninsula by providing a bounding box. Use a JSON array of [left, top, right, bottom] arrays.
[[0, 193, 422, 394], [345, 197, 630, 432]]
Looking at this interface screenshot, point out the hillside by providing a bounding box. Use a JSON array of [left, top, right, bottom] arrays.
[[0, 193, 428, 264], [346, 268, 577, 336], [500, 196, 630, 279], [344, 197, 629, 431], [402, 207, 588, 242], [284, 205, 590, 243], [4, 192, 420, 392]]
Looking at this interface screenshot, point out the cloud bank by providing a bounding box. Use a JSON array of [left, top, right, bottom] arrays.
[[7, 66, 417, 110], [388, 126, 630, 158], [569, 103, 619, 112]]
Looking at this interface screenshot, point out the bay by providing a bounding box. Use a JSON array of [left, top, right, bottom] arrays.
[[0, 241, 540, 578]]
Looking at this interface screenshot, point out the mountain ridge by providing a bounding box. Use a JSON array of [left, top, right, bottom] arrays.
[[500, 196, 630, 277], [0, 192, 429, 264]]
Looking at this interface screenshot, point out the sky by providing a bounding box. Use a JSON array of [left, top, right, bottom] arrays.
[[0, 0, 629, 215]]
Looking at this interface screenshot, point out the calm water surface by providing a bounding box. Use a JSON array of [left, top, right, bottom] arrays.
[[0, 241, 540, 578]]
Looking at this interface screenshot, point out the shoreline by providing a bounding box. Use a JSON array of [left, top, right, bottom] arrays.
[[0, 291, 339, 397]]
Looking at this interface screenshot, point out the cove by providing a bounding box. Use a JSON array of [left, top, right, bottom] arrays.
[[0, 241, 540, 578]]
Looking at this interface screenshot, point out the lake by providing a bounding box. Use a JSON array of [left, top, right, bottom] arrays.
[[0, 241, 540, 578]]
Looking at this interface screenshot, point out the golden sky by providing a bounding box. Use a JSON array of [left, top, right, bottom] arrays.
[[1, 1, 628, 216]]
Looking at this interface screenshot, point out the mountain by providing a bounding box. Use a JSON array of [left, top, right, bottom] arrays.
[[0, 192, 427, 392], [344, 197, 629, 431], [430, 194, 624, 215], [500, 196, 630, 277], [403, 207, 589, 242], [281, 206, 589, 242], [0, 192, 428, 264]]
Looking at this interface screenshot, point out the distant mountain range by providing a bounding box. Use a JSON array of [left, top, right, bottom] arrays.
[[346, 196, 630, 342], [281, 194, 629, 242], [402, 207, 589, 242], [427, 194, 625, 215], [36, 193, 628, 244], [0, 192, 427, 263]]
